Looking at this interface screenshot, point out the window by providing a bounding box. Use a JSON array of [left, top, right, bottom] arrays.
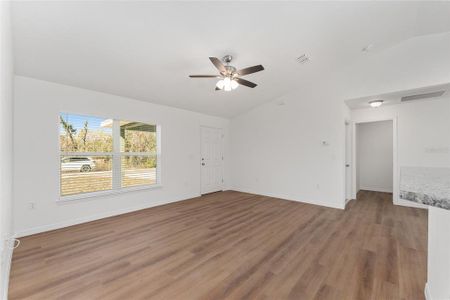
[[59, 113, 159, 198], [120, 121, 157, 188]]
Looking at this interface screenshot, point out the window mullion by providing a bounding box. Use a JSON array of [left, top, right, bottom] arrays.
[[112, 119, 121, 189]]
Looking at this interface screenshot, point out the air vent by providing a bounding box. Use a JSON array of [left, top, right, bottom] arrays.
[[401, 90, 446, 102], [296, 54, 310, 64]]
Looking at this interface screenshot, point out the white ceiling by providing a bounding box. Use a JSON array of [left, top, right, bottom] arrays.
[[12, 1, 450, 118]]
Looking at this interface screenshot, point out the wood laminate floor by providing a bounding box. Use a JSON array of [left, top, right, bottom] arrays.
[[9, 190, 427, 300]]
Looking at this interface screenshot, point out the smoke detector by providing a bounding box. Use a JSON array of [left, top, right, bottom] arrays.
[[362, 44, 374, 53]]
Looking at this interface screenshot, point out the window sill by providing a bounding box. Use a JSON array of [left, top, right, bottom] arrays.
[[58, 184, 163, 203]]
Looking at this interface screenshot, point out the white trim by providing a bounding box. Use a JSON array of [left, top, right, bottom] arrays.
[[396, 198, 428, 209], [424, 283, 432, 300], [392, 117, 400, 206], [233, 188, 345, 210], [58, 114, 162, 201], [200, 126, 224, 195], [112, 119, 121, 190], [359, 187, 393, 193], [1, 239, 14, 300], [156, 125, 162, 186], [345, 198, 354, 208], [350, 117, 398, 204], [344, 119, 353, 204], [15, 193, 198, 238], [61, 152, 114, 156], [59, 184, 162, 202], [351, 121, 358, 199]]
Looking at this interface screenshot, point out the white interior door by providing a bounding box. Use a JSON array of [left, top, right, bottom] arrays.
[[201, 126, 223, 194], [345, 121, 353, 201]]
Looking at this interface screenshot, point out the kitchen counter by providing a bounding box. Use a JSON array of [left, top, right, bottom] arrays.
[[400, 167, 450, 299], [400, 167, 450, 210]]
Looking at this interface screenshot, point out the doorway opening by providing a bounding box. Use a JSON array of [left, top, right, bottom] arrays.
[[354, 120, 394, 201]]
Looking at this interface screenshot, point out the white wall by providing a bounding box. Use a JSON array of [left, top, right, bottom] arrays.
[[13, 76, 230, 236], [0, 0, 14, 298], [427, 206, 450, 300], [351, 97, 450, 167], [356, 121, 393, 193], [351, 96, 450, 207], [231, 32, 450, 210], [231, 86, 347, 209]]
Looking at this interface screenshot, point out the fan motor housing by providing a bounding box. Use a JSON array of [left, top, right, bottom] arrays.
[[223, 65, 237, 76], [223, 55, 233, 64]]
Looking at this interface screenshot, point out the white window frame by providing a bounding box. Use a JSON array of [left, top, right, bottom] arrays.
[[59, 116, 162, 202]]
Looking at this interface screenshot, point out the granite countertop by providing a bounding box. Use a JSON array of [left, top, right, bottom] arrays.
[[400, 167, 450, 210]]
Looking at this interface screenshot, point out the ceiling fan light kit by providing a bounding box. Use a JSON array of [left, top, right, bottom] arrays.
[[189, 55, 264, 92], [216, 77, 239, 91]]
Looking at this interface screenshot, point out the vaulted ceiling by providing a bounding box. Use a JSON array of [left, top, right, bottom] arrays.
[[12, 1, 450, 117]]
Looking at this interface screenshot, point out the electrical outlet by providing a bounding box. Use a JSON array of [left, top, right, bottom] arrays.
[[28, 202, 36, 210]]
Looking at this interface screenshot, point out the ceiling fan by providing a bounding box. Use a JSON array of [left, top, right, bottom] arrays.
[[189, 55, 264, 91]]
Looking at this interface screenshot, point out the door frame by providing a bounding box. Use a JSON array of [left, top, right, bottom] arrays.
[[344, 119, 353, 204], [200, 125, 224, 195], [348, 116, 398, 203]]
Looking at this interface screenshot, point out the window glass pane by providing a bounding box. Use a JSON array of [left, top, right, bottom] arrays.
[[121, 156, 156, 188], [60, 113, 113, 152], [120, 121, 156, 154], [60, 156, 112, 196]]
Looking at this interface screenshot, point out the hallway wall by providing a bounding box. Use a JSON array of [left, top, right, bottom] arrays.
[[356, 120, 393, 193]]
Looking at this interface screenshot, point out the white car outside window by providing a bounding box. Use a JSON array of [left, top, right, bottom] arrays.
[[61, 157, 96, 172]]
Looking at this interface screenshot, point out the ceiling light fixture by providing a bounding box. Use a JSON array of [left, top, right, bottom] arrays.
[[369, 100, 384, 108], [190, 56, 264, 91], [217, 76, 238, 92], [216, 80, 224, 90]]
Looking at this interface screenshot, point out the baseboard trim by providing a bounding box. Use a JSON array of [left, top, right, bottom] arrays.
[[359, 186, 393, 193], [424, 283, 432, 300], [232, 188, 345, 210], [345, 198, 355, 208], [1, 241, 14, 300], [394, 198, 428, 209], [15, 194, 199, 238]]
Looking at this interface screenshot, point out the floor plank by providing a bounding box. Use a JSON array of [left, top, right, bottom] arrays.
[[9, 190, 427, 299]]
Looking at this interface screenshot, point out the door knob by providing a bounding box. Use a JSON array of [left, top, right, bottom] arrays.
[[202, 163, 205, 166]]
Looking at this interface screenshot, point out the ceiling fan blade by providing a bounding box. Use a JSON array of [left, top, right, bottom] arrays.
[[235, 77, 257, 88], [237, 65, 264, 76], [209, 57, 226, 73], [189, 75, 220, 78]]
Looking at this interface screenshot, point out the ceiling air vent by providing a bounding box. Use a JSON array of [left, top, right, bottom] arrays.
[[296, 54, 310, 64], [401, 90, 446, 102]]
